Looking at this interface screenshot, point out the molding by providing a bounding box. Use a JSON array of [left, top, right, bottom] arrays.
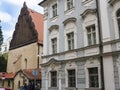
[[81, 9, 96, 19], [108, 0, 120, 5], [63, 17, 77, 26], [42, 39, 120, 58], [48, 25, 59, 32]]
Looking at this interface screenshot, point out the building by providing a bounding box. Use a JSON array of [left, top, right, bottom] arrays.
[[39, 0, 120, 90], [0, 37, 12, 55], [5, 2, 43, 90]]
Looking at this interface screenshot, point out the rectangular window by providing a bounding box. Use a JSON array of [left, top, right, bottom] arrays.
[[51, 71, 57, 87], [68, 69, 76, 87], [51, 38, 57, 54], [52, 4, 57, 17], [8, 80, 11, 87], [67, 32, 74, 50], [86, 25, 96, 45], [67, 0, 73, 10], [88, 67, 99, 88]]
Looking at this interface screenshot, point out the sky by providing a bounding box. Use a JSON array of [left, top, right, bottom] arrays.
[[0, 0, 43, 42]]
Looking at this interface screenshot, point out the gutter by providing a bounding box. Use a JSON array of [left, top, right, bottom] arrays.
[[96, 0, 105, 90]]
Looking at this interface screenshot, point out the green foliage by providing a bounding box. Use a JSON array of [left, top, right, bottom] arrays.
[[0, 20, 3, 46], [0, 53, 8, 72]]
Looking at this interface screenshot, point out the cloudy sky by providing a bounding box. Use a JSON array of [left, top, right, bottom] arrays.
[[0, 0, 43, 42]]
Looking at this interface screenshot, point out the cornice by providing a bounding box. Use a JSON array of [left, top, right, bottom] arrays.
[[63, 17, 77, 26], [81, 8, 96, 18]]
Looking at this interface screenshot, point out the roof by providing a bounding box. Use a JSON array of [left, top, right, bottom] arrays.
[[28, 8, 44, 44], [39, 0, 48, 6], [0, 72, 15, 79], [22, 68, 41, 80]]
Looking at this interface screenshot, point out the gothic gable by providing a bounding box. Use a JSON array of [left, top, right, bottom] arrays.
[[10, 4, 38, 49]]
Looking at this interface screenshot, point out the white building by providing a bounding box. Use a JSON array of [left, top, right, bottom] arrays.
[[0, 37, 12, 54], [39, 0, 120, 90]]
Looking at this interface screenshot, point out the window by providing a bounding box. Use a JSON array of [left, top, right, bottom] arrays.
[[67, 32, 74, 50], [18, 81, 20, 88], [8, 80, 10, 87], [51, 38, 57, 54], [52, 4, 57, 17], [116, 9, 120, 37], [68, 69, 76, 87], [86, 25, 96, 45], [67, 0, 74, 10], [51, 71, 57, 87], [88, 67, 99, 88], [25, 58, 27, 69]]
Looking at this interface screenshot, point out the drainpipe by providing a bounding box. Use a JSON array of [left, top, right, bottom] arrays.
[[37, 43, 40, 68], [96, 0, 105, 90]]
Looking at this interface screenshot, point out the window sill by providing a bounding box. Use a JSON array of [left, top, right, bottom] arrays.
[[50, 15, 59, 21], [85, 88, 101, 90], [82, 0, 94, 5], [66, 87, 77, 90], [48, 87, 58, 90], [64, 7, 75, 15]]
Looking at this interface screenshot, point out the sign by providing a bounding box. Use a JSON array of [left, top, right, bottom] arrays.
[[1, 72, 6, 79], [32, 69, 38, 76]]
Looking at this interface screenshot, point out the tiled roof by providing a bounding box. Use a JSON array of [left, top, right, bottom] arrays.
[[0, 72, 15, 79], [22, 68, 41, 80], [28, 8, 44, 44]]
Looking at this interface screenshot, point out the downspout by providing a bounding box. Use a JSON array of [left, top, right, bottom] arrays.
[[37, 43, 40, 68], [96, 0, 105, 90]]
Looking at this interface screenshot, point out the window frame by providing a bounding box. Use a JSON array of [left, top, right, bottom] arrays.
[[86, 24, 96, 45], [66, 0, 74, 10], [51, 38, 57, 54], [68, 69, 76, 87], [116, 9, 120, 38], [67, 32, 74, 50], [52, 3, 57, 18], [50, 71, 57, 87], [88, 67, 99, 88]]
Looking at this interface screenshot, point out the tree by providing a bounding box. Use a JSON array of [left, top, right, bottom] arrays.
[[0, 20, 6, 72], [0, 53, 7, 72], [0, 20, 3, 46]]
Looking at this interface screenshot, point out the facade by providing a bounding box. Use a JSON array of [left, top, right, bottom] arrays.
[[6, 2, 43, 90], [39, 0, 120, 90], [0, 72, 14, 89]]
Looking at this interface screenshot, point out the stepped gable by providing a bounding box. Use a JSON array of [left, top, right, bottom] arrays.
[[10, 2, 43, 50]]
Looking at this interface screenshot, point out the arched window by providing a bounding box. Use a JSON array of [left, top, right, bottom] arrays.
[[116, 9, 120, 37], [25, 58, 27, 69]]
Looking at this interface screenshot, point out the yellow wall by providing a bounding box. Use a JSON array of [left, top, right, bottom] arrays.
[[7, 43, 43, 73], [0, 79, 13, 89], [14, 72, 28, 90]]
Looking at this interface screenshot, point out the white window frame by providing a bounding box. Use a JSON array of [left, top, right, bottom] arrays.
[[84, 59, 101, 88], [52, 3, 57, 17], [67, 32, 74, 50], [65, 62, 77, 88], [67, 69, 76, 87], [88, 67, 99, 88], [82, 11, 98, 47], [51, 38, 57, 54], [86, 24, 96, 45], [64, 22, 77, 51], [50, 71, 57, 87], [49, 29, 59, 55], [117, 56, 120, 88], [65, 0, 75, 11], [111, 1, 120, 39], [50, 0, 58, 19]]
